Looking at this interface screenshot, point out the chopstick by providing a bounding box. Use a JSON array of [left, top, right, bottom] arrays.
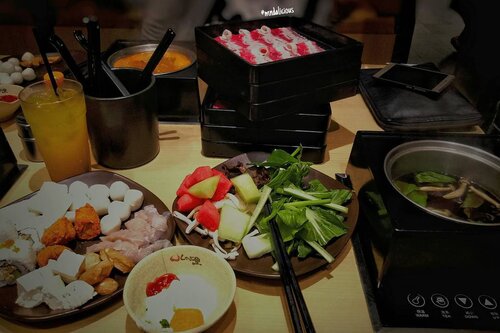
[[84, 16, 102, 96], [73, 29, 130, 97], [266, 203, 316, 333]]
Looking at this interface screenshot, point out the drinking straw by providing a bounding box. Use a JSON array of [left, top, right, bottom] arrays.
[[73, 30, 130, 96], [32, 27, 59, 97], [140, 28, 176, 82], [48, 33, 87, 88], [267, 203, 316, 333]]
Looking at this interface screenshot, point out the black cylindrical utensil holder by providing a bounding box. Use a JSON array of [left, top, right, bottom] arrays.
[[85, 68, 159, 169]]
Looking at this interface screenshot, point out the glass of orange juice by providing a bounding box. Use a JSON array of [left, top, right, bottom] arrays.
[[19, 79, 90, 181]]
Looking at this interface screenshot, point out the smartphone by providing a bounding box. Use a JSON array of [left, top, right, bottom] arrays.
[[372, 63, 455, 97]]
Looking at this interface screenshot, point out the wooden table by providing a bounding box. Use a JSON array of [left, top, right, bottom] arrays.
[[0, 83, 433, 333]]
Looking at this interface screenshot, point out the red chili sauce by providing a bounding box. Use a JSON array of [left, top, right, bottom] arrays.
[[0, 95, 18, 103], [146, 273, 179, 297]]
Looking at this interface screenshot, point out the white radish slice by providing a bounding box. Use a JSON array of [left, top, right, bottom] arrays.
[[124, 189, 144, 211], [109, 181, 129, 201], [64, 211, 76, 222]]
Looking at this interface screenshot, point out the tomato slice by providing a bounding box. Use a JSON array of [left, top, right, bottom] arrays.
[[146, 273, 179, 297]]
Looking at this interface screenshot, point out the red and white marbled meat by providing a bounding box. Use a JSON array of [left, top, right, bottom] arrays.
[[215, 25, 324, 64]]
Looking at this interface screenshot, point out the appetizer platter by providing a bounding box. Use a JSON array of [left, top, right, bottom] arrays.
[[0, 170, 175, 322], [172, 150, 359, 279]]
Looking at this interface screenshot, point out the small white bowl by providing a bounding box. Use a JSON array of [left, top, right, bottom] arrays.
[[124, 245, 236, 333], [0, 84, 23, 122]]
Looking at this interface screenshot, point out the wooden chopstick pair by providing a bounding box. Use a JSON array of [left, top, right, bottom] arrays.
[[266, 203, 316, 333]]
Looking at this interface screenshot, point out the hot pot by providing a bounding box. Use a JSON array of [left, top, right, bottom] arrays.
[[103, 41, 200, 122], [384, 140, 500, 226]]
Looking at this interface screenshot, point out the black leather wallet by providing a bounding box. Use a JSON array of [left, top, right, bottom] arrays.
[[359, 66, 483, 131]]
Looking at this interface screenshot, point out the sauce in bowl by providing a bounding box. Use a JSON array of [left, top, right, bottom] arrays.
[[112, 50, 193, 75]]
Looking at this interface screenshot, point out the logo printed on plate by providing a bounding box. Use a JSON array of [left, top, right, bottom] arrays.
[[170, 254, 202, 265]]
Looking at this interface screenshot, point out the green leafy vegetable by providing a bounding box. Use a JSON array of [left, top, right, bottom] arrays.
[[395, 180, 427, 206], [414, 171, 456, 184], [251, 147, 352, 264], [159, 319, 170, 328]]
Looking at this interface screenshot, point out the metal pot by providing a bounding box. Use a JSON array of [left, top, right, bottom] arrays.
[[107, 43, 196, 76], [384, 140, 500, 226]]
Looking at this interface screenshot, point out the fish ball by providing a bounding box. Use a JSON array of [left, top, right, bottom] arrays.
[[69, 180, 89, 197], [7, 58, 19, 66], [0, 62, 15, 74], [108, 201, 131, 221], [21, 52, 34, 62], [22, 68, 36, 81], [109, 181, 129, 201], [0, 76, 14, 84], [10, 72, 23, 84], [90, 195, 110, 216], [100, 214, 122, 235], [88, 184, 110, 199], [14, 65, 22, 73], [69, 193, 90, 211], [124, 189, 144, 211]]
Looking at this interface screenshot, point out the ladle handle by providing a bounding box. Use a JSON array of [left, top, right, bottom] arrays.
[[140, 28, 176, 81], [48, 34, 87, 86]]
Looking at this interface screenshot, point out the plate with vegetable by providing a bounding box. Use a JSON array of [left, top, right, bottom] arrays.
[[172, 148, 359, 278], [0, 170, 175, 323]]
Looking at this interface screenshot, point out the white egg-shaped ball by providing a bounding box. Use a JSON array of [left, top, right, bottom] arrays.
[[10, 72, 23, 84], [0, 76, 14, 84], [7, 58, 19, 66], [0, 72, 9, 79], [90, 195, 110, 216], [108, 201, 131, 221], [0, 62, 15, 74], [14, 65, 22, 73], [21, 52, 35, 62], [69, 180, 89, 197], [88, 184, 110, 199], [69, 194, 89, 211], [100, 214, 122, 235], [22, 68, 36, 81], [124, 189, 144, 211], [109, 181, 129, 201]]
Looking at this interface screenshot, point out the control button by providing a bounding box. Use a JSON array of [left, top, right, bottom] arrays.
[[454, 294, 473, 309], [407, 293, 426, 308], [478, 295, 498, 310], [431, 294, 449, 308]]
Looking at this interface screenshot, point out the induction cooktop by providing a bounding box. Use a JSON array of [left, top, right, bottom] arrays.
[[346, 131, 500, 332]]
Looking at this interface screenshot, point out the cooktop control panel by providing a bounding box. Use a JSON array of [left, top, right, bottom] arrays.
[[381, 286, 500, 330]]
